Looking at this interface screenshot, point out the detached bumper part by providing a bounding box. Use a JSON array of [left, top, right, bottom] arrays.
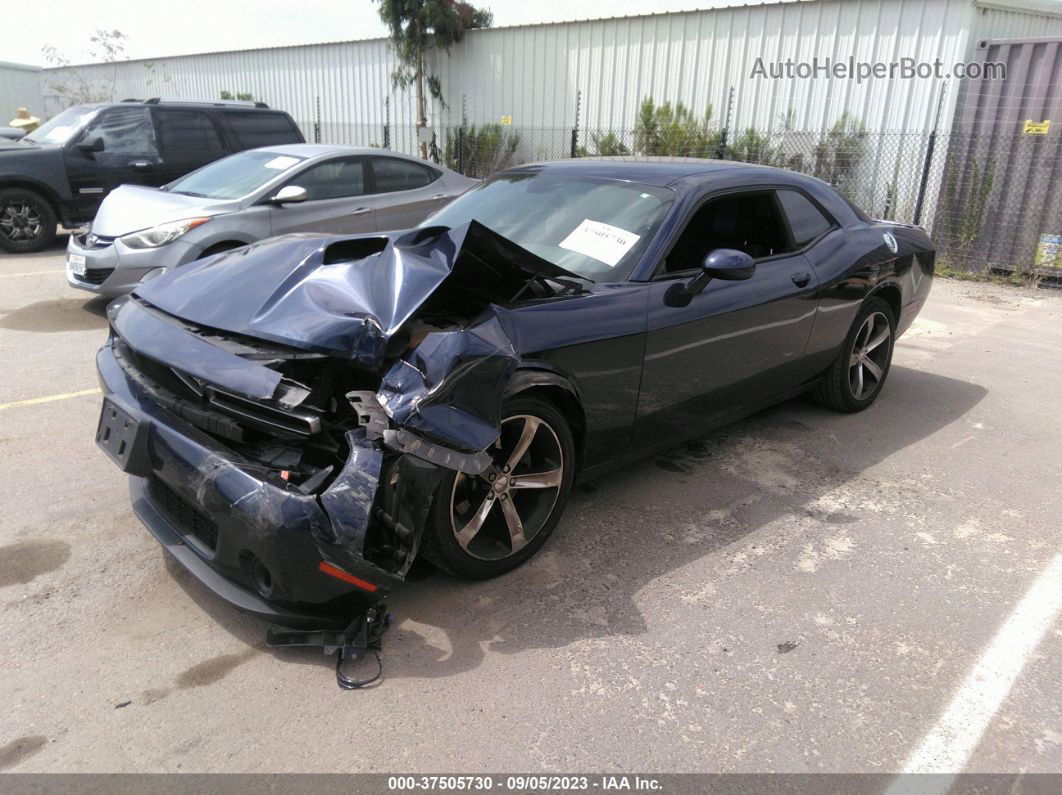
[[266, 603, 391, 689]]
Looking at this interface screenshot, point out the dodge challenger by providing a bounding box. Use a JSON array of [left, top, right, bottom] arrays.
[[95, 157, 934, 636]]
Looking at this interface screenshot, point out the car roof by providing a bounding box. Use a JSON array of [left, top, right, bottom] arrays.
[[248, 143, 444, 163], [507, 156, 809, 187]]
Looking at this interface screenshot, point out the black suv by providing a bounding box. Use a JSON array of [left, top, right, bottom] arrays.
[[0, 98, 304, 253]]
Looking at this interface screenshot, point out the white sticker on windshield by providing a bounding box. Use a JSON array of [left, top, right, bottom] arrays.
[[264, 156, 300, 170], [558, 219, 641, 267]]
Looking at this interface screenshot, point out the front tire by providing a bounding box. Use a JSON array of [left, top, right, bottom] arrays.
[[0, 188, 57, 253], [421, 394, 575, 579], [813, 297, 896, 412]]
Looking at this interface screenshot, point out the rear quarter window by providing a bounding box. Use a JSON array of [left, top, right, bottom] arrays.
[[370, 157, 440, 193], [776, 189, 836, 247], [223, 112, 303, 150]]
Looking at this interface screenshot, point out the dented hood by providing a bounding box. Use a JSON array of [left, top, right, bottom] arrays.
[[134, 221, 582, 368]]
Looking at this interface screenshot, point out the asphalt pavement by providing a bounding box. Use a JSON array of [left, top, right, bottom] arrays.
[[1, 239, 1060, 774]]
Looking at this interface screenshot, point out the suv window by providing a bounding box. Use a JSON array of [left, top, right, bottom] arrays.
[[84, 107, 158, 156], [290, 157, 366, 201], [776, 189, 834, 247], [156, 110, 225, 156], [662, 191, 791, 274], [224, 111, 301, 149], [370, 157, 438, 192]]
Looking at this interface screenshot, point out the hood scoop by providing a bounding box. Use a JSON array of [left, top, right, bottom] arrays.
[[134, 221, 586, 369]]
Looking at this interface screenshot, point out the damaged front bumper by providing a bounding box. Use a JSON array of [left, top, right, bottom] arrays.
[[97, 341, 421, 629], [95, 222, 585, 629]]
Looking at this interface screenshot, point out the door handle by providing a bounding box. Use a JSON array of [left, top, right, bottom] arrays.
[[131, 161, 151, 169], [350, 207, 371, 216], [432, 193, 447, 200], [791, 271, 811, 288]]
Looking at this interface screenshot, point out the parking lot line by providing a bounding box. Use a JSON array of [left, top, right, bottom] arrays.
[[0, 269, 66, 278], [896, 552, 1062, 778], [0, 388, 101, 411]]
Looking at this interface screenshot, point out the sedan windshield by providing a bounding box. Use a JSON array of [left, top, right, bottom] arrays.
[[165, 150, 307, 200], [24, 106, 99, 145], [421, 169, 674, 281]]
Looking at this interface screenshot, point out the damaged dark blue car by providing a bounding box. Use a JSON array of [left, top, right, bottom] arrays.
[[95, 158, 934, 642]]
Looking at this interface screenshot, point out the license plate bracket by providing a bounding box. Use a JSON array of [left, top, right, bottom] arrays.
[[96, 397, 151, 475]]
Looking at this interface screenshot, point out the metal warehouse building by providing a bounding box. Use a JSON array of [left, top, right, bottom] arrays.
[[14, 0, 1062, 272], [35, 0, 1062, 135]]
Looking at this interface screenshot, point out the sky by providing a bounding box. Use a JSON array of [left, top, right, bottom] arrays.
[[7, 0, 751, 67]]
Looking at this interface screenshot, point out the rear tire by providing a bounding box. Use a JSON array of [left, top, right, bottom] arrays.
[[421, 394, 575, 579], [813, 297, 896, 412], [0, 188, 57, 253]]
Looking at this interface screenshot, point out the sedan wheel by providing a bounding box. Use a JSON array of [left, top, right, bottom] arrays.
[[813, 297, 896, 412], [423, 395, 575, 578], [451, 414, 564, 561], [848, 311, 891, 400]]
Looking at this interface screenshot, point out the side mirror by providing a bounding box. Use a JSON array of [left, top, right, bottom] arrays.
[[665, 248, 755, 307], [702, 248, 756, 281], [270, 185, 307, 205], [76, 135, 104, 156]]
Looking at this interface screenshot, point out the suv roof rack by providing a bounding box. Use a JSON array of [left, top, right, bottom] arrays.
[[142, 97, 271, 109]]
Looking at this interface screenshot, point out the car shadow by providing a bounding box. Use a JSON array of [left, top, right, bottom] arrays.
[[0, 230, 72, 259], [166, 365, 987, 680]]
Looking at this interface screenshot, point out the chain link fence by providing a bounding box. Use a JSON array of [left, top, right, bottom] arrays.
[[305, 119, 1061, 278]]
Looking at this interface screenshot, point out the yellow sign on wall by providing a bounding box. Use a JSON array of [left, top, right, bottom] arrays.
[[1023, 119, 1051, 135], [500, 115, 513, 125]]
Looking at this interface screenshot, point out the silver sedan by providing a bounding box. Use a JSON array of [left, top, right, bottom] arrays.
[[66, 144, 477, 297]]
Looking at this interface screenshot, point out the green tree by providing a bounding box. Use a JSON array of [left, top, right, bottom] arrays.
[[589, 131, 630, 156], [813, 112, 867, 197], [376, 0, 492, 157], [220, 90, 255, 101], [42, 29, 129, 104], [444, 123, 520, 178], [726, 128, 780, 165], [633, 98, 719, 157]]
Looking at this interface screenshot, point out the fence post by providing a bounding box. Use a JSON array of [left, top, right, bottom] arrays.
[[313, 96, 321, 144], [383, 97, 391, 149], [457, 126, 465, 174], [913, 81, 948, 227], [571, 89, 581, 159], [717, 86, 735, 160], [912, 134, 936, 226]]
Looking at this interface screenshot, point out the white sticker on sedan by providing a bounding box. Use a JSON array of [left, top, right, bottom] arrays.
[[264, 156, 300, 170], [559, 219, 640, 267]]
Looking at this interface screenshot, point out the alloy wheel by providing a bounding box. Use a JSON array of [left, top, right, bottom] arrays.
[[848, 311, 891, 400], [0, 202, 43, 243], [450, 414, 565, 562]]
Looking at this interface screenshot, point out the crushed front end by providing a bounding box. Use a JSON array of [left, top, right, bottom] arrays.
[[94, 223, 587, 630]]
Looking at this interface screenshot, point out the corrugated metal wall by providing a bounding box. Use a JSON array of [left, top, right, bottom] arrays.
[[39, 0, 1062, 138], [934, 35, 1062, 270], [0, 62, 44, 124]]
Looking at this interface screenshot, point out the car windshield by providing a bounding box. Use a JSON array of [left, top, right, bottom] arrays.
[[165, 150, 307, 200], [421, 169, 675, 281], [24, 106, 99, 145]]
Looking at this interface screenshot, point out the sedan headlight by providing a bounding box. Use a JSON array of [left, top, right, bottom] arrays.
[[120, 217, 212, 249]]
